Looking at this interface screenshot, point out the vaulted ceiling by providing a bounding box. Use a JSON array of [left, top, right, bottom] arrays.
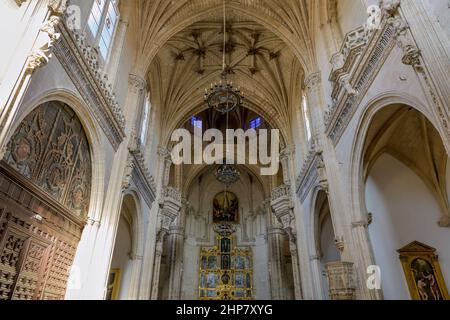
[[127, 0, 316, 145]]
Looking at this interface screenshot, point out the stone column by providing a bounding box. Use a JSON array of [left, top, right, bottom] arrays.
[[267, 226, 287, 300], [70, 73, 147, 300], [288, 239, 303, 300], [167, 225, 184, 300], [150, 186, 182, 300], [270, 184, 303, 300], [150, 232, 165, 300], [309, 254, 324, 299], [127, 254, 144, 300], [138, 146, 172, 299]]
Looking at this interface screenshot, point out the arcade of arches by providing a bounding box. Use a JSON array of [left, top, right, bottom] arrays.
[[0, 0, 450, 300]]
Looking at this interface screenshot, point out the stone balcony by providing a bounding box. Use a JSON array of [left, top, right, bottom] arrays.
[[329, 26, 369, 102], [325, 18, 397, 145]]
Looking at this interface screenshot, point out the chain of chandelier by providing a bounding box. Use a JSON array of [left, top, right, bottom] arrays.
[[204, 0, 242, 188]]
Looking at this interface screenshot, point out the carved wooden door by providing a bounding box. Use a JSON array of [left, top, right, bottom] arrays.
[[0, 101, 91, 300]]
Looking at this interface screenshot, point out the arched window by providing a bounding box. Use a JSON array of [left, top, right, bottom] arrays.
[[249, 117, 262, 129], [191, 116, 203, 129], [302, 94, 312, 144], [140, 93, 151, 146], [87, 0, 119, 60]]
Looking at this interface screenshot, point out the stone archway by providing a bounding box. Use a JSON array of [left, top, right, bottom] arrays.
[[310, 189, 340, 300], [359, 103, 450, 299]]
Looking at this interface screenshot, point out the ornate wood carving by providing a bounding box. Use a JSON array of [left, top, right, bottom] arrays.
[[0, 102, 90, 300], [4, 101, 91, 219]]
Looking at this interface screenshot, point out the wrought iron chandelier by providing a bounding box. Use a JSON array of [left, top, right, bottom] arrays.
[[204, 0, 244, 114], [205, 0, 241, 189], [215, 164, 241, 187]]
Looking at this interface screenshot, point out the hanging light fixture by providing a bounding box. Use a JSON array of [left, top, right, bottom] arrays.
[[204, 0, 244, 114], [215, 163, 241, 187], [207, 0, 241, 189]]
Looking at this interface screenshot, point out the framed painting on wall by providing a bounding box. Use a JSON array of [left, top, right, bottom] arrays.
[[105, 269, 122, 300], [398, 241, 449, 300]]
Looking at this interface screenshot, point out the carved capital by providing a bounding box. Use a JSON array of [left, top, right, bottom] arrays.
[[304, 72, 321, 91], [129, 74, 147, 94]]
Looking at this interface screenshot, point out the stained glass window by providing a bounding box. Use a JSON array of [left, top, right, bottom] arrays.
[[87, 0, 119, 60]]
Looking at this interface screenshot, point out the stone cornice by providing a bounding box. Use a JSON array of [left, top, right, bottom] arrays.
[[53, 19, 125, 150], [130, 148, 157, 208], [296, 148, 320, 202]]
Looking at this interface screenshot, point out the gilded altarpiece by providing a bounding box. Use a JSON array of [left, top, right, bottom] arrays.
[[0, 101, 91, 300], [199, 235, 253, 300]]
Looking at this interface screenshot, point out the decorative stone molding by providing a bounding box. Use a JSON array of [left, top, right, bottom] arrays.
[[169, 225, 184, 236], [309, 254, 321, 261], [213, 223, 237, 237], [352, 212, 373, 229], [158, 187, 182, 235], [380, 0, 401, 16], [296, 148, 328, 202], [48, 0, 68, 14], [384, 6, 423, 73], [270, 184, 296, 242], [328, 26, 369, 102], [130, 149, 157, 205], [26, 15, 62, 74], [122, 129, 157, 206], [334, 236, 345, 252], [304, 72, 321, 91], [122, 152, 135, 191], [325, 18, 397, 144], [325, 261, 356, 300], [129, 74, 147, 94], [53, 19, 126, 150], [271, 184, 292, 202]]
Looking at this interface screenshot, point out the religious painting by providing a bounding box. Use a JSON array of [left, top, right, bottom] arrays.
[[207, 256, 218, 270], [221, 238, 231, 253], [235, 256, 245, 270], [207, 273, 218, 288], [398, 241, 449, 300], [221, 254, 231, 270], [213, 191, 239, 223], [105, 269, 122, 300]]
